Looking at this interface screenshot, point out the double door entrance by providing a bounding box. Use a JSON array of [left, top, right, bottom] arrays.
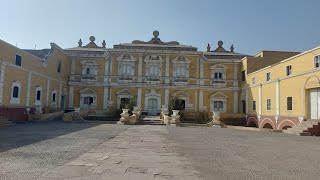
[[310, 88, 320, 119], [148, 98, 158, 115]]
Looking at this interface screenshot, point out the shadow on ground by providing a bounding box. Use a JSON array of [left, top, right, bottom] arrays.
[[0, 120, 101, 153]]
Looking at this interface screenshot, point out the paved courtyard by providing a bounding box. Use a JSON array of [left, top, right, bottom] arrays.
[[1, 122, 320, 180]]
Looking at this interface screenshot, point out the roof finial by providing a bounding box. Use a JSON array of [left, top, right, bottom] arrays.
[[78, 39, 82, 47], [89, 36, 95, 42], [102, 40, 106, 48], [230, 44, 234, 52], [153, 30, 159, 38], [207, 43, 211, 52], [218, 40, 223, 47]]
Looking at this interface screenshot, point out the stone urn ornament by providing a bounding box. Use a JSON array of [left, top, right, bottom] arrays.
[[212, 110, 223, 127]]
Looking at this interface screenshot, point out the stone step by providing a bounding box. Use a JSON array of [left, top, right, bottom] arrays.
[[0, 116, 13, 127]]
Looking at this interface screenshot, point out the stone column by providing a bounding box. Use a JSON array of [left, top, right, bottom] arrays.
[[138, 53, 143, 84], [58, 82, 62, 108], [165, 88, 169, 107], [103, 86, 108, 109], [199, 90, 204, 111], [70, 58, 75, 81], [200, 61, 204, 86], [258, 84, 262, 115], [165, 55, 170, 84], [68, 86, 74, 108], [276, 79, 280, 116], [46, 79, 50, 107], [137, 88, 142, 107], [0, 61, 6, 104], [233, 91, 238, 113], [26, 71, 32, 107]]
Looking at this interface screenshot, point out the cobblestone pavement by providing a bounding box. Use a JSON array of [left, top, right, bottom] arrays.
[[0, 121, 129, 180], [39, 125, 200, 180], [167, 126, 320, 180]]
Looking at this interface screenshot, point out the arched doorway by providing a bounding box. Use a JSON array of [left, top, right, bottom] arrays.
[[248, 121, 258, 128], [263, 123, 273, 129]]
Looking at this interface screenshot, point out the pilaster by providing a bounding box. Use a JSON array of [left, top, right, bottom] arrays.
[[46, 79, 50, 107], [68, 86, 74, 108], [137, 88, 142, 107], [138, 53, 143, 83], [0, 61, 6, 104], [233, 91, 238, 113], [165, 55, 170, 84], [199, 90, 204, 111], [258, 84, 262, 115], [103, 86, 108, 109], [276, 79, 280, 115], [165, 88, 169, 107], [26, 71, 32, 107]]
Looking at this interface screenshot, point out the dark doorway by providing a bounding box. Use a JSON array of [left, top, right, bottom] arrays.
[[242, 100, 246, 113]]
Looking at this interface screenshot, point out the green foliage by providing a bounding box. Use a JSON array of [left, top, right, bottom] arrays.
[[169, 96, 185, 112]]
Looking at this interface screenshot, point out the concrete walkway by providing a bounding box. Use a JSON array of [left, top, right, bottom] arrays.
[[40, 125, 200, 180]]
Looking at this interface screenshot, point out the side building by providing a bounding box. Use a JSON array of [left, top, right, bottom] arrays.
[[242, 47, 320, 130]]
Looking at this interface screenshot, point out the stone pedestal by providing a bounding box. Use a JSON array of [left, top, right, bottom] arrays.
[[170, 110, 180, 126], [212, 111, 223, 127], [118, 109, 130, 124]]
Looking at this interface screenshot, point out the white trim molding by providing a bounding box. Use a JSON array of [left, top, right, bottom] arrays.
[[10, 80, 21, 104], [210, 91, 228, 113]]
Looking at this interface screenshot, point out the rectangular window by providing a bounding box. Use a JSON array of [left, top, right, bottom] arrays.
[[253, 101, 256, 111], [252, 77, 255, 85], [314, 56, 320, 68], [241, 70, 246, 82], [15, 55, 22, 66], [36, 91, 41, 101], [266, 72, 271, 82], [286, 65, 292, 76], [267, 99, 271, 111], [287, 97, 293, 110]]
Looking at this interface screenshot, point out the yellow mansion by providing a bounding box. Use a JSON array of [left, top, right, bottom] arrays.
[[0, 31, 320, 134]]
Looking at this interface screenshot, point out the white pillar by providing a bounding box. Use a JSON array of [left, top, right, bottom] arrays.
[[200, 61, 204, 86], [258, 84, 262, 115], [276, 79, 280, 115], [165, 89, 169, 107], [26, 71, 32, 107], [137, 88, 142, 107], [70, 58, 75, 81], [0, 61, 6, 104], [104, 60, 109, 83], [109, 88, 112, 101], [68, 86, 74, 108], [199, 90, 204, 111], [138, 53, 143, 83], [165, 55, 170, 84], [233, 91, 238, 113], [58, 82, 62, 108], [46, 79, 50, 107], [245, 88, 249, 114], [233, 63, 238, 87], [103, 87, 109, 109]]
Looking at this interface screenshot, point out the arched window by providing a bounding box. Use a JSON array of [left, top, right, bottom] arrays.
[[13, 86, 19, 98], [36, 90, 41, 100], [52, 93, 56, 102]]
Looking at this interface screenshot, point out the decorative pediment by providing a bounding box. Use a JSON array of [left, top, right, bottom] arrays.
[[210, 91, 228, 99], [210, 64, 228, 70], [79, 88, 96, 95], [172, 56, 191, 63], [116, 89, 134, 96], [132, 31, 180, 46], [144, 55, 163, 62], [117, 54, 136, 61], [172, 90, 190, 97], [80, 60, 98, 66]]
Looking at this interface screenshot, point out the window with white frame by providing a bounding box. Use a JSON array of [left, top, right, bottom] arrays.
[[51, 90, 57, 106], [144, 55, 163, 82], [267, 99, 271, 111], [266, 72, 271, 82], [35, 86, 42, 102], [81, 60, 98, 81], [314, 55, 320, 68], [287, 97, 293, 111], [214, 101, 224, 111], [252, 77, 256, 85], [172, 56, 190, 84], [286, 65, 292, 76], [210, 92, 228, 113], [117, 54, 135, 81], [10, 81, 21, 104], [210, 64, 227, 86]]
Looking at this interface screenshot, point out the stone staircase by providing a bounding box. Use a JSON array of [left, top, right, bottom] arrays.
[[0, 116, 13, 127], [283, 119, 320, 136], [139, 115, 165, 125]]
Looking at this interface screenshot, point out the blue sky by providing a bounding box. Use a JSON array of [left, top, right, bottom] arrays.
[[0, 0, 319, 55]]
